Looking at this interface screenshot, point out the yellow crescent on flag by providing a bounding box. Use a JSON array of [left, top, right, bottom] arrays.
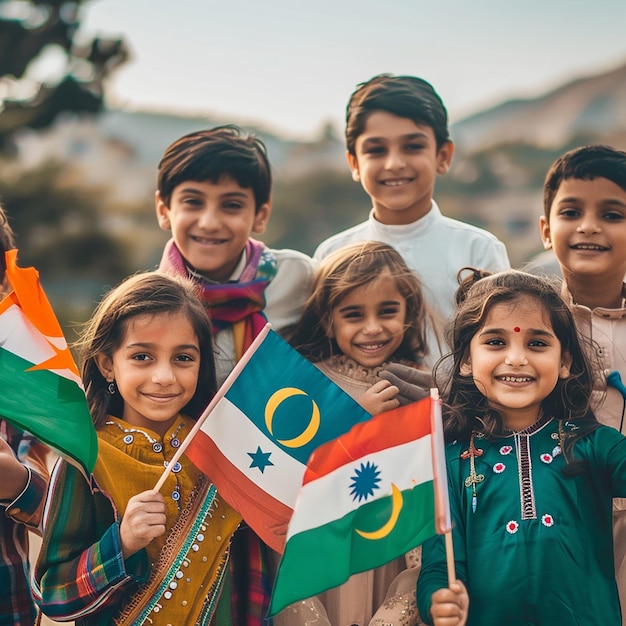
[[265, 387, 321, 447], [355, 483, 403, 540]]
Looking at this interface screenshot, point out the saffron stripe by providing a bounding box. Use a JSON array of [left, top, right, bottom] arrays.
[[0, 305, 81, 385], [303, 399, 432, 484]]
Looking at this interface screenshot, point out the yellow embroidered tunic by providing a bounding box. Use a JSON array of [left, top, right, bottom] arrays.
[[36, 415, 241, 626], [97, 416, 242, 625]]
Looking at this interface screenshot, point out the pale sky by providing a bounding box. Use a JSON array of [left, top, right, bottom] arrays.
[[77, 0, 626, 139]]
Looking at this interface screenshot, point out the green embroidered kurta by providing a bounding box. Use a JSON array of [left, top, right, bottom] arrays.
[[418, 418, 626, 625]]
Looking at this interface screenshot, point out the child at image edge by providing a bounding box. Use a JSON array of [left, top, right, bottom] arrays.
[[539, 144, 626, 624], [0, 206, 49, 626], [34, 273, 240, 625], [417, 269, 626, 626], [280, 241, 436, 626], [313, 73, 510, 355], [154, 124, 316, 621]]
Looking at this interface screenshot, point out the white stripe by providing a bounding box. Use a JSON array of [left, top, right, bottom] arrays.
[[287, 435, 433, 538], [0, 305, 81, 386], [200, 396, 305, 507]]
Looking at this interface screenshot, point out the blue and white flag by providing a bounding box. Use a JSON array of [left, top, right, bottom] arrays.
[[184, 326, 371, 553]]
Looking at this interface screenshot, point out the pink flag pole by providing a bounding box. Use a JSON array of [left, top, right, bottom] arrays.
[[153, 322, 272, 492], [430, 387, 455, 586], [445, 531, 455, 588]]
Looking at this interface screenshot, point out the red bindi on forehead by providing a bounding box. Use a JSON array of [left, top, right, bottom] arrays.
[[514, 326, 521, 333]]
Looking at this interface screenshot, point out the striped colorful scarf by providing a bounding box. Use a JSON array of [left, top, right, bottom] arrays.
[[158, 237, 275, 625], [158, 238, 277, 360]]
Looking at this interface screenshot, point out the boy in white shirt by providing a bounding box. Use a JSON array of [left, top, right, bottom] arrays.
[[315, 74, 509, 333]]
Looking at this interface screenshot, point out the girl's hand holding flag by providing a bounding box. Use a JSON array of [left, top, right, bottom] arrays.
[[430, 581, 469, 626], [119, 490, 167, 559]]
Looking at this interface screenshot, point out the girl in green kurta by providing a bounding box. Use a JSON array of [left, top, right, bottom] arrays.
[[417, 268, 626, 626]]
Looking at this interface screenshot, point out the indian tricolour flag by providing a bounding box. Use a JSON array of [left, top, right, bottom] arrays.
[[269, 393, 450, 615], [0, 250, 97, 475]]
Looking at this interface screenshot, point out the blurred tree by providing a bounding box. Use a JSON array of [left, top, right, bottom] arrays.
[[0, 159, 128, 276], [0, 158, 136, 329], [0, 0, 128, 151], [0, 157, 132, 269], [0, 0, 132, 330]]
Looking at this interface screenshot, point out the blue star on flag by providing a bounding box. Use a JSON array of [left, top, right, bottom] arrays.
[[248, 446, 274, 473]]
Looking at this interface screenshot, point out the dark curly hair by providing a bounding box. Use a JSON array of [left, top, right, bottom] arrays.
[[345, 73, 450, 155], [157, 124, 271, 211], [0, 205, 16, 283], [543, 144, 626, 219], [436, 268, 599, 473]]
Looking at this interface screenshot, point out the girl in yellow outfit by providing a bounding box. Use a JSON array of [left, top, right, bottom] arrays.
[[35, 273, 241, 625]]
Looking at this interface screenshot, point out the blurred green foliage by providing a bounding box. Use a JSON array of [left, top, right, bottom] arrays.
[[0, 0, 129, 151], [269, 169, 369, 255], [0, 158, 138, 337], [0, 0, 132, 334]]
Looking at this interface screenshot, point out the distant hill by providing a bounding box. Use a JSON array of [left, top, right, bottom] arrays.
[[12, 56, 626, 271], [452, 60, 626, 151], [90, 58, 626, 177], [15, 108, 347, 204], [18, 57, 626, 198], [94, 109, 304, 170]]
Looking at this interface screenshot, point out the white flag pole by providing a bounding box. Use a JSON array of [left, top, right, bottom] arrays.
[[153, 322, 272, 493]]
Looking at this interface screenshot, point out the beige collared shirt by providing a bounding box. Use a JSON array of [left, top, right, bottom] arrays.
[[563, 283, 626, 433]]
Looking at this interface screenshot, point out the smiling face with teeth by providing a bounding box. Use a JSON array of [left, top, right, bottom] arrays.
[[156, 177, 270, 282], [96, 311, 202, 437], [328, 271, 407, 368], [540, 176, 626, 305], [461, 296, 571, 431], [347, 111, 453, 225]]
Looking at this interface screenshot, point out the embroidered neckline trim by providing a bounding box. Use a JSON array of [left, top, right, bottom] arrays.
[[502, 413, 551, 437]]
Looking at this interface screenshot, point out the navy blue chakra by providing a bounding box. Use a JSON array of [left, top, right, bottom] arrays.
[[349, 461, 381, 502]]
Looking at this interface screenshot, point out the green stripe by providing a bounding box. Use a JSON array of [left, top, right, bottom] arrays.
[[0, 347, 97, 473], [270, 480, 436, 615]]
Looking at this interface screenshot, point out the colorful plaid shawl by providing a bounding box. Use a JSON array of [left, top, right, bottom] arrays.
[[158, 238, 277, 360], [158, 237, 276, 625]]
